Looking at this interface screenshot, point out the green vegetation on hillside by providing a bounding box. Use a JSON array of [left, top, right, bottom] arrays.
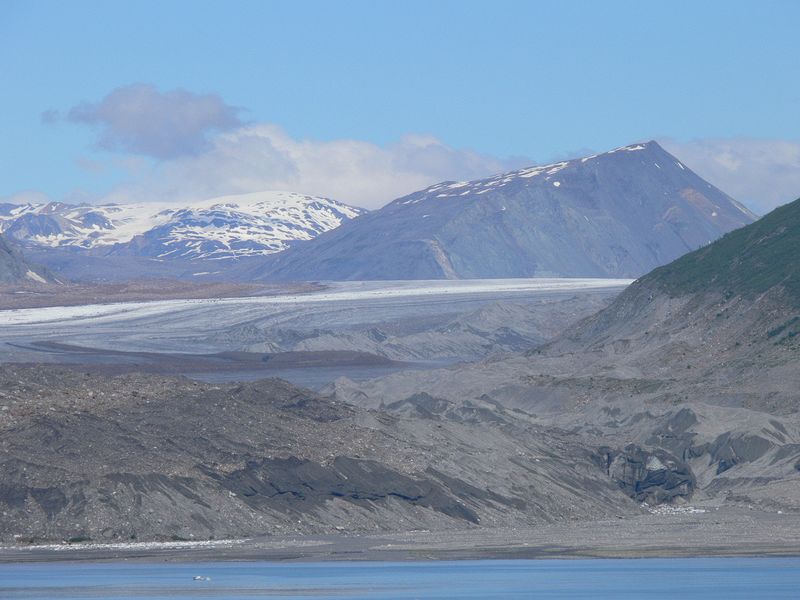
[[644, 197, 800, 305]]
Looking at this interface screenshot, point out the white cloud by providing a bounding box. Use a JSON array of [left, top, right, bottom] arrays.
[[51, 84, 243, 159], [660, 137, 800, 215], [0, 190, 54, 206], [102, 124, 527, 208]]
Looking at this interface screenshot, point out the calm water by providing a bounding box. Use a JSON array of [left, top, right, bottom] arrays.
[[0, 558, 800, 600], [1, 558, 799, 599]]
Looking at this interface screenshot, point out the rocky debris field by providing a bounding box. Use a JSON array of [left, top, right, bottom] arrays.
[[2, 507, 798, 562]]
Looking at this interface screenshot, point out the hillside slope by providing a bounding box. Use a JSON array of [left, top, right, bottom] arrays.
[[0, 367, 633, 543], [643, 196, 800, 304], [560, 196, 800, 376], [259, 141, 754, 281], [331, 199, 800, 512], [0, 234, 55, 284]]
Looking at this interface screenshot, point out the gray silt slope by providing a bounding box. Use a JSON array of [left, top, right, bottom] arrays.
[[0, 367, 636, 544]]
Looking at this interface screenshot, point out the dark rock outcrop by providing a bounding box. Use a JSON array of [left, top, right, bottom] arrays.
[[595, 445, 695, 504], [204, 456, 481, 523]]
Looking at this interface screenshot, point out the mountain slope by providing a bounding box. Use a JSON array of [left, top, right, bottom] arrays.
[[0, 366, 633, 543], [561, 196, 800, 365], [643, 196, 800, 304], [0, 234, 54, 284], [0, 191, 365, 261], [258, 141, 755, 281], [330, 199, 800, 511]]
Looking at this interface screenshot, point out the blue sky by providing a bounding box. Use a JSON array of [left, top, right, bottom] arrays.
[[2, 0, 799, 211]]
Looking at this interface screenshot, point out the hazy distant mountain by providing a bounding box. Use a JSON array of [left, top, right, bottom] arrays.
[[258, 141, 755, 281], [0, 191, 365, 262], [0, 233, 54, 284]]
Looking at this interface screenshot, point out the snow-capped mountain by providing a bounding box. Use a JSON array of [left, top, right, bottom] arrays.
[[0, 191, 365, 261], [259, 141, 756, 281]]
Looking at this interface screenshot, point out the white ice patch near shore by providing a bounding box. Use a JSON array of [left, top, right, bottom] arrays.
[[3, 538, 248, 552], [643, 503, 708, 515]]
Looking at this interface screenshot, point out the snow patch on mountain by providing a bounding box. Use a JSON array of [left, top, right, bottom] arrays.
[[407, 143, 650, 202]]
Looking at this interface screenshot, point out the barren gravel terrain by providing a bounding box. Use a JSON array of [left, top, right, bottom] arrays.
[[2, 508, 797, 563]]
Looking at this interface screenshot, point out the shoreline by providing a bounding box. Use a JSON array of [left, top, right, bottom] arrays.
[[2, 508, 798, 564]]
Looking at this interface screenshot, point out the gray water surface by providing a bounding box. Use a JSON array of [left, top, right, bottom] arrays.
[[1, 558, 798, 599]]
